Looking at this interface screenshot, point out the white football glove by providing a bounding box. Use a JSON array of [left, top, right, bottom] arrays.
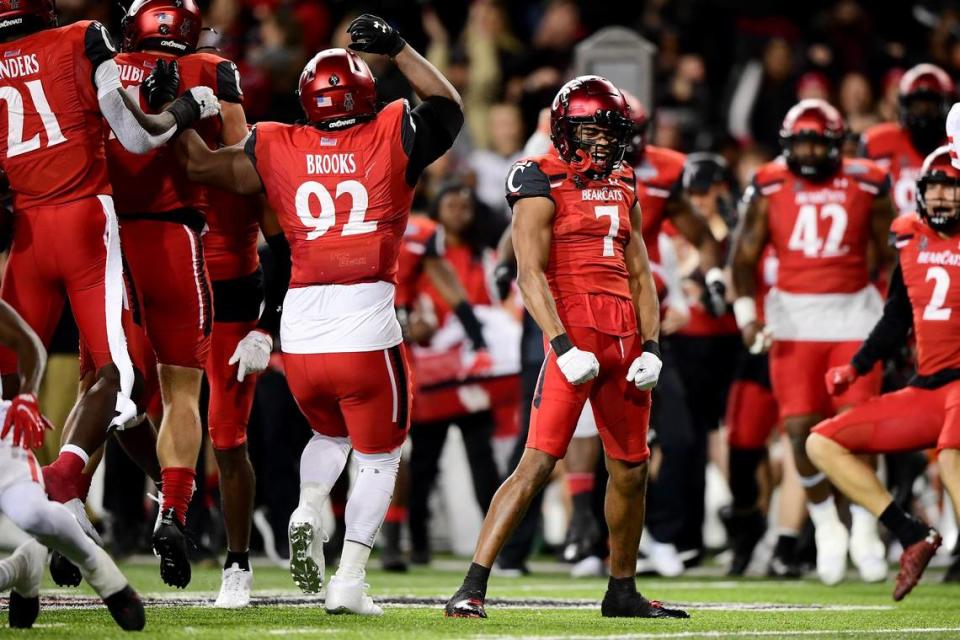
[[626, 351, 662, 390], [188, 86, 221, 120], [110, 392, 140, 430], [948, 102, 960, 169], [229, 330, 273, 382], [556, 347, 600, 385]]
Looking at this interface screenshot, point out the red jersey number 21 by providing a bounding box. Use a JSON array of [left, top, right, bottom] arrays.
[[594, 205, 619, 257], [0, 81, 66, 158]]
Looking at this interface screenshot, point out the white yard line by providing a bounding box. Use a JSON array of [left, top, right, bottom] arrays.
[[477, 628, 960, 640]]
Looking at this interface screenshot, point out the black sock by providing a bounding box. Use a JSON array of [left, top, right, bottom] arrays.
[[462, 562, 490, 597], [225, 550, 250, 571], [572, 490, 593, 517], [879, 502, 929, 548], [729, 447, 765, 510], [607, 576, 636, 595], [774, 533, 798, 561]]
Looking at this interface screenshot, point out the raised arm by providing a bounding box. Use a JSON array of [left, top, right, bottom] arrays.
[[729, 188, 770, 350]]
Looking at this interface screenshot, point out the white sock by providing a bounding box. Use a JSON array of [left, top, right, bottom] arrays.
[[850, 504, 879, 537], [808, 495, 841, 528], [336, 540, 372, 581], [336, 448, 401, 579], [0, 547, 24, 592], [0, 482, 98, 573]]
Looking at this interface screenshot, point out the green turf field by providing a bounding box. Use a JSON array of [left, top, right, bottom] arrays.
[[8, 557, 960, 639]]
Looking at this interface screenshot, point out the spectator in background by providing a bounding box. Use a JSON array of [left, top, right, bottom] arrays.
[[469, 103, 524, 219], [839, 72, 879, 133], [727, 37, 798, 154], [878, 69, 904, 123]]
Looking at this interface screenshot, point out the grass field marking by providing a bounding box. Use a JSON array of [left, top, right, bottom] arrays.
[[476, 628, 960, 640], [267, 629, 344, 635]]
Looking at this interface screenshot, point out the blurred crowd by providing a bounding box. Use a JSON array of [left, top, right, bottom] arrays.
[[31, 0, 960, 574]]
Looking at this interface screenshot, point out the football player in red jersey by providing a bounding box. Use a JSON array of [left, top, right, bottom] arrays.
[[731, 99, 897, 585], [445, 76, 686, 620], [806, 142, 960, 600], [157, 14, 463, 614], [861, 64, 953, 214], [0, 0, 218, 548], [73, 0, 249, 591]]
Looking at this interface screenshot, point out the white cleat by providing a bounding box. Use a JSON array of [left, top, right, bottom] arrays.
[[648, 540, 685, 578], [10, 539, 46, 598], [850, 527, 888, 583], [64, 498, 103, 546], [214, 563, 253, 608], [815, 519, 849, 586], [324, 575, 382, 616], [288, 505, 326, 594]]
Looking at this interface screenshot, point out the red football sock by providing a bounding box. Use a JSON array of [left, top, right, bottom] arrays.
[[161, 467, 196, 526], [567, 472, 595, 497], [385, 505, 407, 524], [331, 499, 346, 520], [41, 451, 87, 503]]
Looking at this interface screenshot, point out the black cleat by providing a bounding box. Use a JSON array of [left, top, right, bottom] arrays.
[[49, 550, 82, 587], [601, 590, 689, 619], [103, 585, 146, 631], [152, 509, 192, 589], [8, 591, 39, 629], [444, 587, 487, 618], [944, 549, 960, 583], [724, 508, 766, 576]]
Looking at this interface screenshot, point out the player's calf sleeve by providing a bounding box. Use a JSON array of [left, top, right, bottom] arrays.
[[42, 447, 89, 503], [299, 434, 352, 505], [160, 467, 196, 526], [344, 448, 401, 549]]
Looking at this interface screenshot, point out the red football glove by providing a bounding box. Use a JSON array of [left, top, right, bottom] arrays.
[[462, 349, 494, 379], [2, 393, 53, 450], [825, 364, 858, 397]]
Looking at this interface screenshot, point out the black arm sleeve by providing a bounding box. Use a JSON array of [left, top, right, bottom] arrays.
[[505, 160, 552, 209], [850, 263, 913, 374], [403, 97, 464, 186], [215, 60, 243, 103], [256, 232, 291, 335], [454, 301, 487, 350]]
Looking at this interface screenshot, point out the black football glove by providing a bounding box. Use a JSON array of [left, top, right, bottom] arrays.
[[493, 261, 516, 302], [346, 13, 406, 57], [144, 58, 180, 111]]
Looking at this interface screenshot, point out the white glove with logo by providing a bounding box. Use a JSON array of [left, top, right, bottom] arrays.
[[110, 392, 141, 430], [626, 351, 662, 390], [556, 347, 600, 385], [229, 330, 273, 382], [188, 86, 222, 120]]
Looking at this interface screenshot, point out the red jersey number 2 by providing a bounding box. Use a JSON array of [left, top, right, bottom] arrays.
[[0, 81, 65, 158]]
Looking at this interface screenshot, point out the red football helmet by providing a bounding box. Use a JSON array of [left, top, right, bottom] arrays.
[[298, 49, 377, 129], [121, 0, 201, 55], [0, 0, 56, 36], [779, 99, 845, 181], [917, 145, 960, 233], [899, 63, 954, 155], [622, 90, 649, 166], [550, 75, 633, 177]]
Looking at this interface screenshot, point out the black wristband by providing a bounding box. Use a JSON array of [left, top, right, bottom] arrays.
[[550, 333, 574, 357], [642, 340, 661, 358], [165, 94, 199, 133], [388, 37, 407, 58], [453, 301, 487, 350]]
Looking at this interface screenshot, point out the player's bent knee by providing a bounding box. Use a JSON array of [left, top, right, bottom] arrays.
[[354, 447, 402, 475], [805, 432, 840, 467], [94, 364, 122, 391]]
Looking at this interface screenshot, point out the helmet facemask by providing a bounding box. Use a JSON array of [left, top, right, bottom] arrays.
[[919, 174, 960, 234], [561, 113, 631, 179], [902, 91, 948, 156], [782, 131, 841, 182]]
